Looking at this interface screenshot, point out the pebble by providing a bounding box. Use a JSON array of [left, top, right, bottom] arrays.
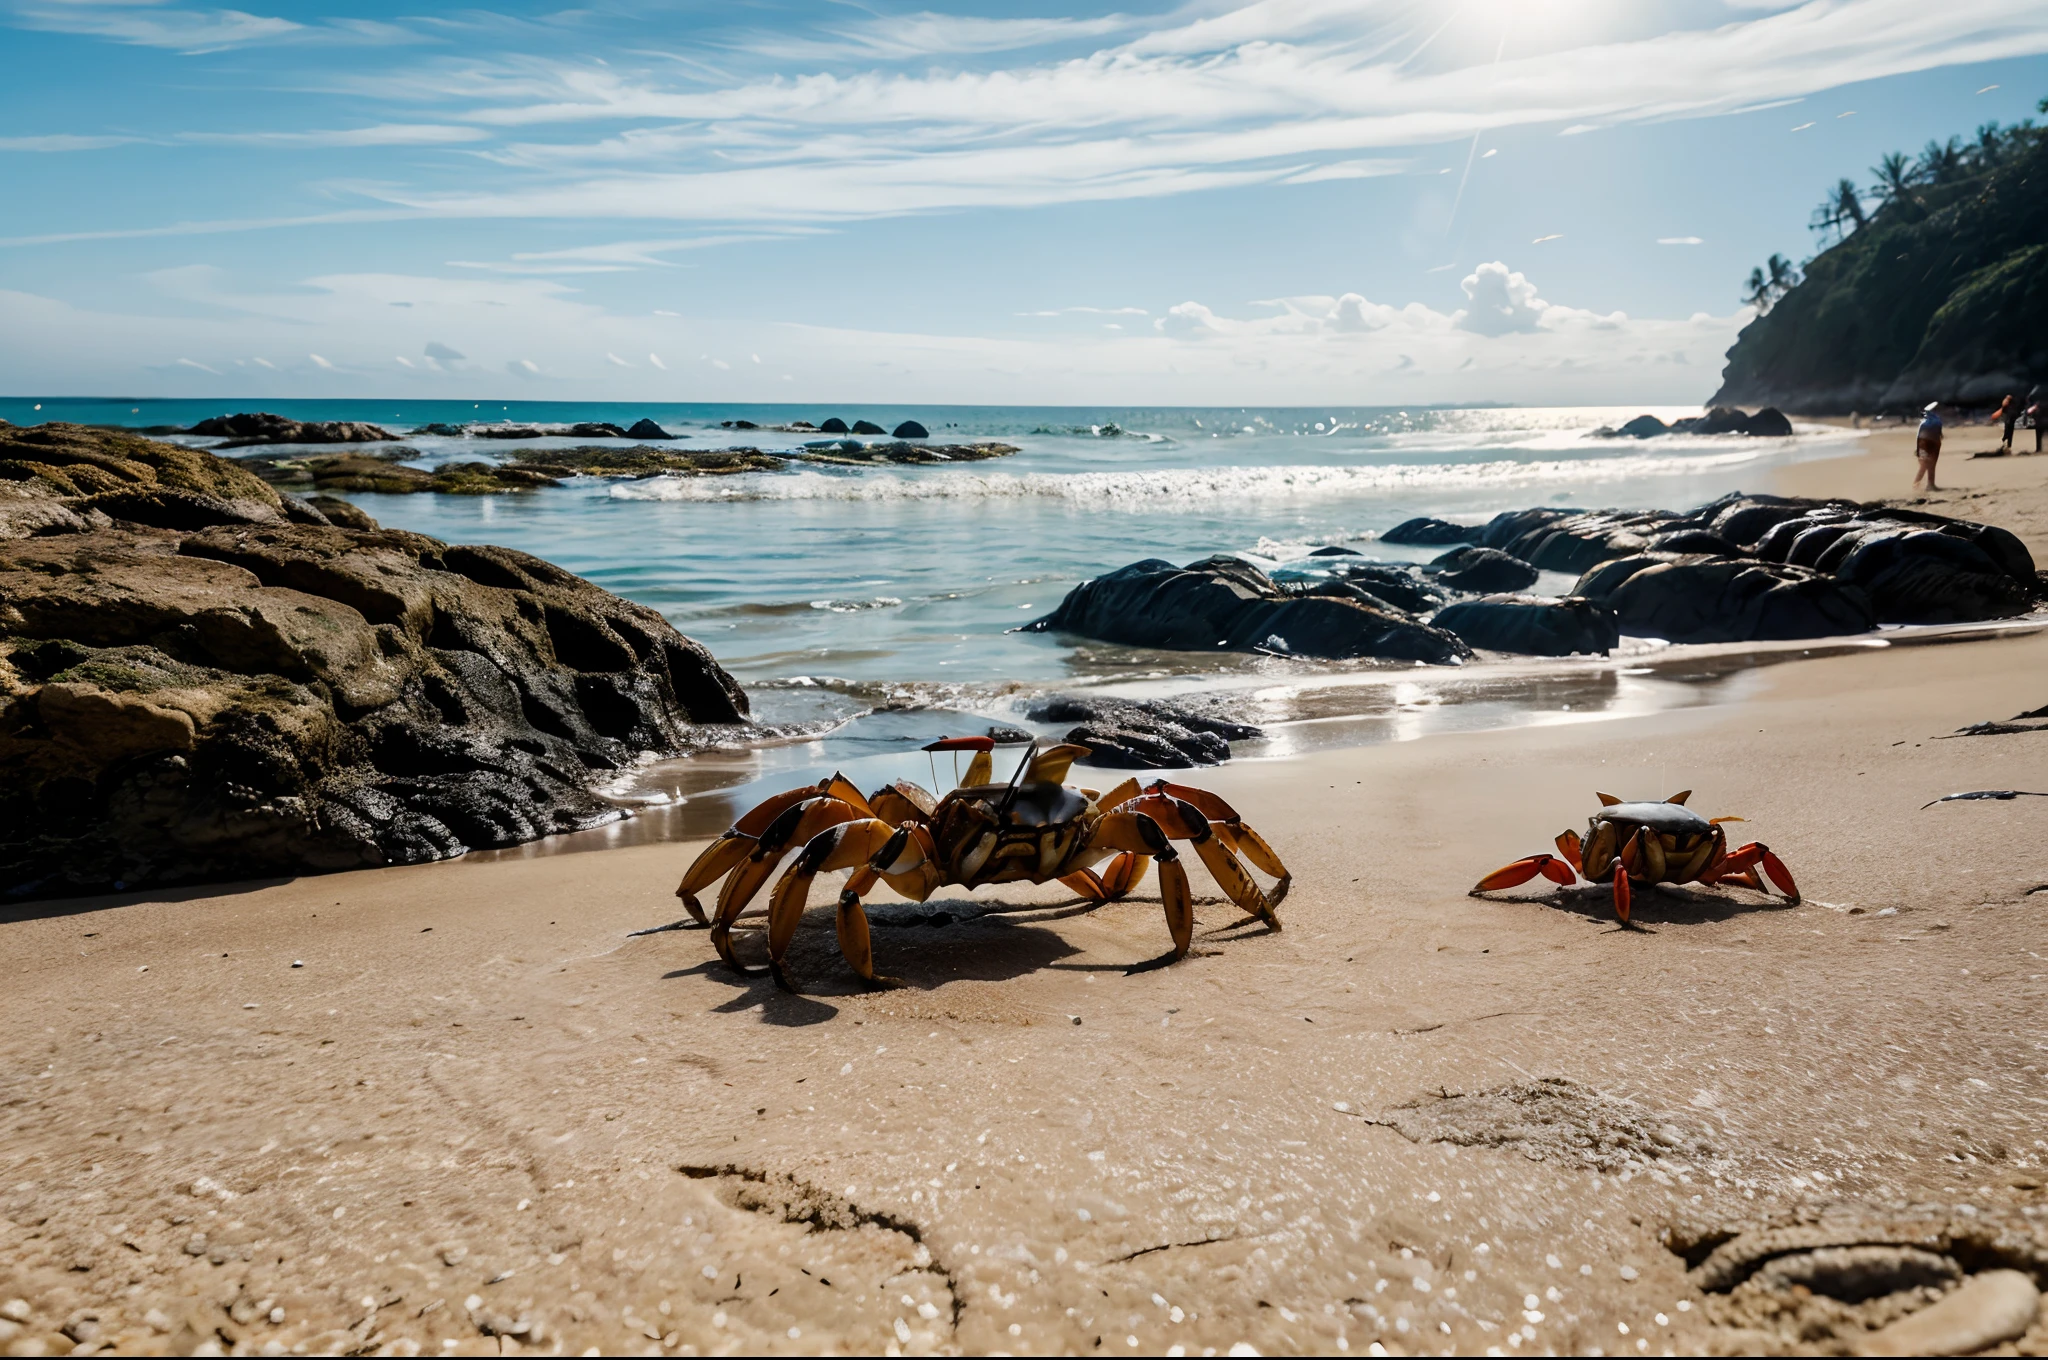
[[1, 1301, 27, 1322], [1852, 1270, 2040, 1357]]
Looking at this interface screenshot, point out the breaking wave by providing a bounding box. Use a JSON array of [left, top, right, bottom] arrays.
[[610, 442, 1834, 509]]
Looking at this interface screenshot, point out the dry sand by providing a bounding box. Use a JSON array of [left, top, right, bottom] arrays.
[[4, 432, 2047, 1358]]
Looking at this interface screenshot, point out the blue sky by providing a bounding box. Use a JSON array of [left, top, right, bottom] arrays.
[[3, 0, 2045, 405]]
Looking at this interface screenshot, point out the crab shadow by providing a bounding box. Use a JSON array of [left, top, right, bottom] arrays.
[[674, 895, 1098, 1017], [1474, 882, 1800, 931]]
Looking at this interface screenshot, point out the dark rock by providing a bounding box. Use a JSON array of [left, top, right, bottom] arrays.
[[1025, 556, 1471, 664], [276, 493, 332, 526], [1614, 414, 1671, 439], [1432, 594, 1620, 656], [1382, 516, 1482, 546], [1308, 561, 1450, 614], [1745, 407, 1794, 437], [1833, 529, 2035, 623], [1707, 496, 1824, 546], [1477, 507, 1579, 552], [892, 421, 930, 439], [189, 413, 399, 447], [1647, 530, 1742, 556], [818, 418, 850, 434], [719, 420, 759, 431], [470, 425, 547, 440], [1488, 508, 1676, 574], [1024, 694, 1261, 769], [1428, 546, 1539, 594], [1691, 406, 1755, 435], [1307, 545, 1363, 556], [307, 496, 378, 530], [0, 426, 751, 900], [1598, 556, 1876, 643], [851, 420, 887, 435], [412, 423, 466, 437], [799, 441, 1016, 466], [568, 422, 628, 439]]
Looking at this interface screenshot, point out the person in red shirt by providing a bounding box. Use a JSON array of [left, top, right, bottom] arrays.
[[1995, 393, 2019, 454]]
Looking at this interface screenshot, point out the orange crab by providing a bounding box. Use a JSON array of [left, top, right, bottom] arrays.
[[674, 737, 1290, 990], [1471, 790, 1798, 923]]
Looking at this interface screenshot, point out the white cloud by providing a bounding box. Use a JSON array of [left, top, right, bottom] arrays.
[[740, 12, 1133, 61], [175, 357, 218, 374], [648, 352, 665, 369], [1658, 236, 1705, 245], [14, 4, 303, 53], [395, 355, 415, 367], [605, 351, 631, 367], [1328, 293, 1391, 333], [1456, 263, 1549, 336], [1156, 301, 1224, 337], [308, 352, 334, 368]]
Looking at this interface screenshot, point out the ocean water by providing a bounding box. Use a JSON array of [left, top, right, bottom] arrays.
[[9, 397, 1872, 836]]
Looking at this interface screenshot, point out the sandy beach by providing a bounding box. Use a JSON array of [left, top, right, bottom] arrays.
[[5, 430, 2047, 1357]]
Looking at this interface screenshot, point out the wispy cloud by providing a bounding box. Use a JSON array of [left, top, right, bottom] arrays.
[[0, 133, 146, 152], [180, 124, 489, 148], [11, 1, 426, 53]]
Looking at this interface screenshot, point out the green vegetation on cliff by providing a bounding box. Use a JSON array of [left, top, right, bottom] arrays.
[[1712, 105, 2048, 413]]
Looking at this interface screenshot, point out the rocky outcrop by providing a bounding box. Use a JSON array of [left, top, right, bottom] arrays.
[[237, 446, 783, 495], [1432, 595, 1619, 656], [851, 420, 887, 435], [188, 413, 399, 448], [626, 419, 676, 440], [1026, 556, 1471, 664], [892, 421, 930, 439], [0, 424, 751, 900], [1023, 695, 1261, 768], [1592, 408, 1795, 439], [819, 418, 850, 434]]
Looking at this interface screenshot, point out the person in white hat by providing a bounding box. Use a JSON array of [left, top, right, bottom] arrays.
[[1913, 401, 1943, 492]]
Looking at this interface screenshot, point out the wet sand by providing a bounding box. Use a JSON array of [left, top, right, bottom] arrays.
[[3, 432, 2047, 1357]]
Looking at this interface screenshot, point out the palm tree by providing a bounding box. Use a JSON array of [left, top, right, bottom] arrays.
[[1870, 151, 1917, 204], [1834, 179, 1866, 232], [1743, 255, 1802, 314], [1915, 136, 1964, 184], [1744, 266, 1771, 312]]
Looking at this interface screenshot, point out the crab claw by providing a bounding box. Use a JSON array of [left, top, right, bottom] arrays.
[[923, 736, 996, 752], [1759, 847, 1800, 903], [1472, 855, 1572, 893], [1554, 828, 1583, 873], [1611, 861, 1631, 924]]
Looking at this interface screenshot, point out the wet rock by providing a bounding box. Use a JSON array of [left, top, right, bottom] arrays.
[[1382, 516, 1482, 546], [567, 422, 628, 438], [1745, 406, 1794, 437], [818, 417, 850, 434], [412, 422, 467, 437], [626, 418, 676, 440], [306, 496, 378, 530], [1487, 508, 1678, 574], [1646, 529, 1741, 556], [470, 425, 548, 440], [799, 441, 1016, 465], [892, 420, 930, 439], [1834, 529, 2037, 623], [1025, 695, 1260, 768], [513, 446, 780, 478], [1432, 594, 1619, 656], [1707, 495, 1828, 546], [188, 412, 399, 447], [1427, 545, 1539, 594], [1306, 544, 1362, 556], [1302, 560, 1450, 614], [1026, 555, 1471, 663], [1610, 414, 1671, 439], [1689, 406, 1756, 435], [1594, 555, 1877, 643], [0, 427, 751, 899], [1852, 1269, 2039, 1356], [718, 419, 758, 431], [851, 420, 887, 435]]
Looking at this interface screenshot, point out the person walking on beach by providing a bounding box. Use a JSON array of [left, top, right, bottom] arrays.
[[2028, 387, 2045, 455], [1995, 393, 2019, 454], [1914, 402, 1943, 492]]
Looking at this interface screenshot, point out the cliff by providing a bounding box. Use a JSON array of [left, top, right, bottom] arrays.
[[1712, 124, 2048, 413]]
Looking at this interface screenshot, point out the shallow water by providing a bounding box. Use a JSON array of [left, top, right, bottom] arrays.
[[18, 397, 1890, 835]]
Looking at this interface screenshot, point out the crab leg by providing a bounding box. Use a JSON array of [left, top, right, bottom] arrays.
[[673, 781, 833, 922], [1101, 850, 1150, 898], [1148, 781, 1293, 901], [1472, 854, 1578, 892], [710, 795, 868, 976], [1087, 810, 1198, 961], [1611, 859, 1632, 924], [764, 819, 914, 991]]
